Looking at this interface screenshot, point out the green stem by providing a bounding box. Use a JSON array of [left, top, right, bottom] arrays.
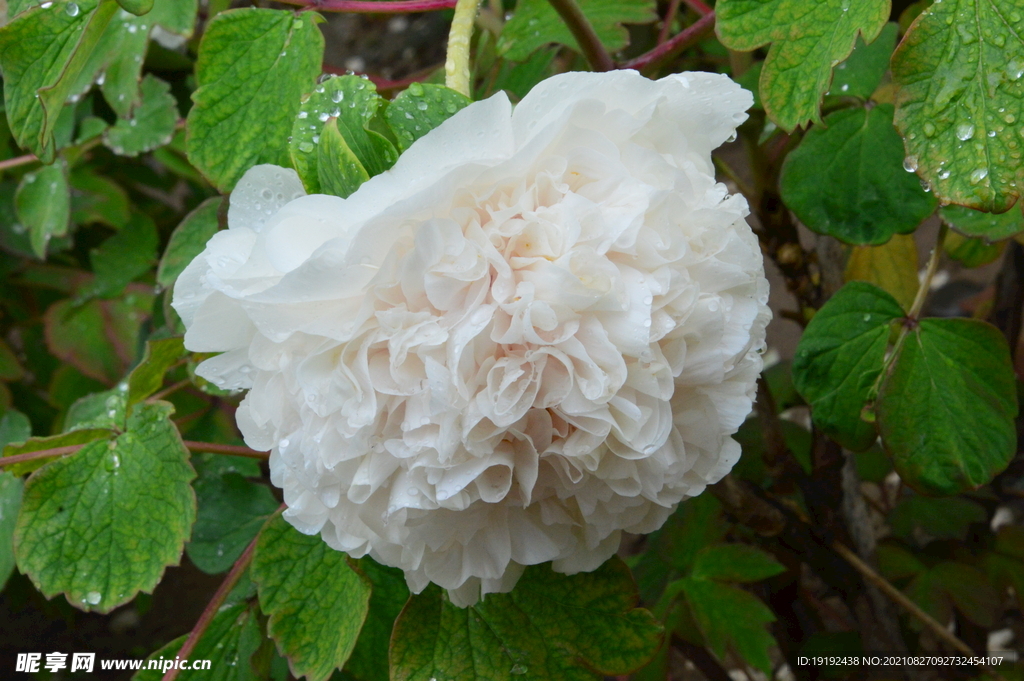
[[444, 0, 482, 97], [908, 221, 947, 321], [868, 222, 948, 402], [546, 0, 615, 72]]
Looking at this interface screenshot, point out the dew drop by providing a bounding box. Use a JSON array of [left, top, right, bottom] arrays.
[[86, 591, 101, 605], [923, 122, 936, 137], [417, 101, 428, 111], [298, 141, 314, 153], [902, 156, 918, 172], [956, 123, 974, 140], [66, 2, 79, 16], [970, 167, 989, 184]]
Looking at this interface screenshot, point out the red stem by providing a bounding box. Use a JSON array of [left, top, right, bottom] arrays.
[[275, 0, 456, 12], [0, 154, 38, 172], [682, 0, 712, 15], [181, 441, 270, 460], [658, 0, 682, 45], [546, 0, 615, 72], [160, 532, 263, 681], [0, 440, 269, 469], [620, 11, 715, 71]]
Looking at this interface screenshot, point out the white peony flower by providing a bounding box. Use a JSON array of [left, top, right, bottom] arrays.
[[173, 70, 770, 606]]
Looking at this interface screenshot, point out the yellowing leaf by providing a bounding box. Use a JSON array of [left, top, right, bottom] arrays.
[[845, 234, 920, 310]]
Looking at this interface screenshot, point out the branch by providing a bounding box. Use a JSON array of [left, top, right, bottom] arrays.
[[620, 11, 715, 71], [682, 0, 712, 15], [0, 154, 38, 173], [0, 440, 269, 469], [275, 0, 457, 12], [181, 441, 270, 460], [546, 0, 615, 72], [908, 221, 947, 320], [657, 0, 681, 45], [160, 529, 263, 681], [832, 542, 1008, 681], [713, 476, 1008, 680]]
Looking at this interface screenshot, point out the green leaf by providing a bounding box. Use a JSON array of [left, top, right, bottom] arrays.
[[64, 387, 127, 431], [187, 7, 324, 191], [878, 318, 1018, 495], [117, 0, 154, 15], [792, 282, 905, 451], [907, 562, 1000, 628], [0, 0, 118, 161], [289, 75, 396, 194], [780, 105, 937, 245], [690, 544, 786, 583], [88, 0, 198, 118], [490, 47, 557, 102], [498, 0, 656, 62], [390, 558, 662, 681], [892, 0, 1024, 212], [941, 204, 1024, 241], [44, 291, 153, 384], [16, 161, 71, 258], [70, 168, 131, 229], [187, 471, 277, 575], [317, 117, 369, 199], [876, 542, 926, 581], [385, 82, 470, 152], [126, 336, 187, 407], [0, 342, 25, 382], [157, 197, 222, 289], [14, 402, 196, 613], [0, 410, 32, 450], [631, 494, 727, 604], [345, 557, 409, 681], [252, 514, 371, 681], [0, 471, 24, 589], [944, 230, 1005, 267], [716, 0, 889, 131], [84, 212, 159, 298], [828, 22, 899, 100], [681, 578, 777, 674], [889, 495, 988, 542], [103, 74, 179, 156], [132, 603, 263, 681]]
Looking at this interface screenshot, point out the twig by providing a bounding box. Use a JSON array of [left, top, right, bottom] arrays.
[[160, 531, 262, 681], [832, 542, 1007, 681], [181, 441, 269, 460], [0, 445, 85, 468], [0, 440, 269, 469], [149, 379, 192, 403], [867, 222, 948, 401], [682, 0, 712, 15], [657, 0, 682, 45], [620, 11, 715, 71], [0, 154, 38, 173], [275, 0, 457, 12], [713, 155, 755, 201], [908, 221, 947, 320], [546, 0, 615, 72]]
